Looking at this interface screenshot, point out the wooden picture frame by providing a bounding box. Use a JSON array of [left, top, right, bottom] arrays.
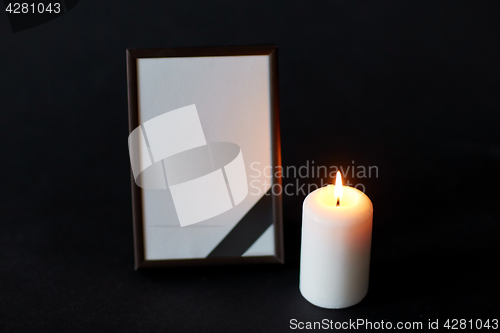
[[127, 46, 283, 268]]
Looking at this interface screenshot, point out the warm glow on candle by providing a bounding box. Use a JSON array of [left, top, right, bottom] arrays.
[[300, 179, 373, 308], [335, 171, 343, 206]]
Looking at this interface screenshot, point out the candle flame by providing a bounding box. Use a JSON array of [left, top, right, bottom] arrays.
[[335, 171, 343, 206]]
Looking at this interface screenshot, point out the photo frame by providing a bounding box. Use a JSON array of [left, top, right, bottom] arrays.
[[127, 46, 283, 268]]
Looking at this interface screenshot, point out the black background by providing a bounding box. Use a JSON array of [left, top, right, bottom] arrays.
[[1, 1, 499, 332]]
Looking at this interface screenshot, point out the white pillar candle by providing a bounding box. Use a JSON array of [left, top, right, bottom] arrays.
[[299, 172, 373, 309]]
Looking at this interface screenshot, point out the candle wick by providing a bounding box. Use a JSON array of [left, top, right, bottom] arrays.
[[336, 197, 340, 207]]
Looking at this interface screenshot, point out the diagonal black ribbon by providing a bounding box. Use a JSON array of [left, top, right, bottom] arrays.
[[207, 190, 274, 258]]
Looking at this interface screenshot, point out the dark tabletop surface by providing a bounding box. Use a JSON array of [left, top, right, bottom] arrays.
[[1, 1, 499, 332]]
